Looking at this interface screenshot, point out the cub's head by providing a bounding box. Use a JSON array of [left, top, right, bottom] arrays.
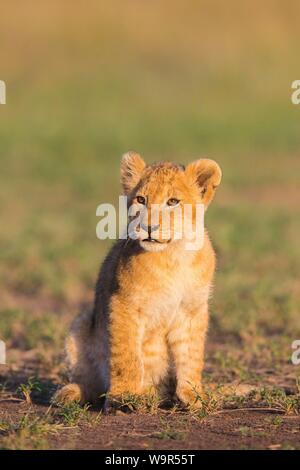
[[121, 151, 222, 252]]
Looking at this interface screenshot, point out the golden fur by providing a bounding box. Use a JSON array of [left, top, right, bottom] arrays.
[[54, 152, 222, 408]]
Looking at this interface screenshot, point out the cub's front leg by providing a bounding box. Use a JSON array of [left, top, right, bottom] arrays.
[[109, 298, 144, 397], [168, 303, 208, 408]]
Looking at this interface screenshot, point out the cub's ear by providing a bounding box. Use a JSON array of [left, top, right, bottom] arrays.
[[185, 158, 222, 207], [120, 151, 146, 194]]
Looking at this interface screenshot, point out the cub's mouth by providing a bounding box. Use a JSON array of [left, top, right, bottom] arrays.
[[141, 237, 171, 244]]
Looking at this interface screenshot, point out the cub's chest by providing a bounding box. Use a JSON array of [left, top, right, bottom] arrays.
[[139, 265, 205, 320]]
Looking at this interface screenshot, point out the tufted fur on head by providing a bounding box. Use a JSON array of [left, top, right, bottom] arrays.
[[121, 151, 221, 205]]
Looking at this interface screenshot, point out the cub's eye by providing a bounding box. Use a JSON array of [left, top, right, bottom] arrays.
[[136, 195, 146, 205], [167, 198, 180, 207]]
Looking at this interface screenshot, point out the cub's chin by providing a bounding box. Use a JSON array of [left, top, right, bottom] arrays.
[[139, 238, 170, 252]]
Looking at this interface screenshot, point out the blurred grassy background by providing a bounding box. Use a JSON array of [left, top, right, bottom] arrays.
[[0, 0, 300, 361]]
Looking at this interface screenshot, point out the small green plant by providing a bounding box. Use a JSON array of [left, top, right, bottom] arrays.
[[55, 402, 101, 427], [272, 416, 283, 426], [150, 417, 186, 441], [259, 387, 300, 414], [0, 418, 11, 433], [0, 412, 63, 450], [17, 377, 42, 404], [109, 391, 161, 414], [239, 426, 251, 437]]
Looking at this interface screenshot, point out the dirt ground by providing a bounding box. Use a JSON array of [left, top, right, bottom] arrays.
[[1, 390, 300, 450], [0, 400, 299, 450], [1, 340, 299, 450]]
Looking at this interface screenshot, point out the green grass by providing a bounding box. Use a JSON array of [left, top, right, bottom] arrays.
[[0, 412, 63, 450], [1, 4, 300, 317], [0, 400, 101, 450], [54, 402, 101, 427], [108, 391, 163, 414]]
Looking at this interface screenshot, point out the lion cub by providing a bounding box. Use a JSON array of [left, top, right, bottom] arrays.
[[54, 152, 222, 408]]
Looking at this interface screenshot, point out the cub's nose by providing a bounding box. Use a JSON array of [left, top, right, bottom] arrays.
[[141, 223, 160, 235]]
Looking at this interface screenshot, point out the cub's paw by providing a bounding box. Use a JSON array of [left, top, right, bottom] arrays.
[[52, 383, 82, 405], [176, 385, 204, 410]]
